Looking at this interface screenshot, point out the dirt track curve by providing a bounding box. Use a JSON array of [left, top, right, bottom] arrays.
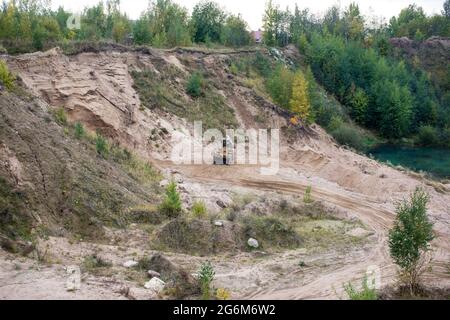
[[156, 161, 449, 300]]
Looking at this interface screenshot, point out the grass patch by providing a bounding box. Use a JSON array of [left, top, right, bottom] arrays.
[[53, 107, 68, 125], [62, 121, 161, 186], [294, 219, 363, 251], [82, 254, 113, 276], [128, 205, 164, 224], [0, 177, 32, 241], [131, 69, 237, 131], [74, 122, 85, 139], [153, 218, 214, 255], [191, 200, 208, 219], [344, 277, 378, 300], [241, 216, 302, 249]]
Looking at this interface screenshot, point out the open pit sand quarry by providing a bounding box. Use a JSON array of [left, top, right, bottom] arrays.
[[0, 46, 449, 300]]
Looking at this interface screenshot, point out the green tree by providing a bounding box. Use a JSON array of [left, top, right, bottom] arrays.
[[416, 125, 438, 146], [323, 5, 341, 36], [0, 2, 18, 40], [142, 0, 191, 47], [443, 0, 450, 18], [112, 15, 130, 43], [79, 2, 107, 40], [342, 3, 364, 41], [133, 15, 152, 45], [221, 14, 251, 47], [266, 64, 294, 109], [290, 5, 314, 46], [347, 85, 368, 124], [262, 1, 290, 47], [389, 188, 434, 296], [186, 72, 204, 97], [372, 80, 412, 138], [191, 0, 226, 43], [389, 4, 427, 38], [262, 0, 278, 46]]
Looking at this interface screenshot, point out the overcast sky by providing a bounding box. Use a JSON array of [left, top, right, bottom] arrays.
[[51, 0, 446, 30]]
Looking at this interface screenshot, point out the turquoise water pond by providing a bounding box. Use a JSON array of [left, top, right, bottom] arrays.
[[368, 145, 450, 179]]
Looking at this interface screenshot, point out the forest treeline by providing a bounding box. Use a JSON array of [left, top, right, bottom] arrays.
[[0, 0, 252, 51], [261, 0, 449, 145], [0, 0, 449, 147]]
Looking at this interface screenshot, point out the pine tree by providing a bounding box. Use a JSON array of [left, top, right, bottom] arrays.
[[289, 71, 311, 122], [389, 188, 434, 295], [158, 181, 182, 218]]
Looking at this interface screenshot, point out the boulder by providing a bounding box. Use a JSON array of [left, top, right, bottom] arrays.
[[144, 277, 165, 294], [127, 287, 156, 300], [247, 238, 259, 249], [214, 220, 224, 227], [66, 266, 81, 292], [148, 270, 161, 279], [216, 200, 227, 209], [143, 254, 200, 298], [0, 235, 35, 256]]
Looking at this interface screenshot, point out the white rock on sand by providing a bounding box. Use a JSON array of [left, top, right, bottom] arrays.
[[247, 238, 259, 249], [214, 220, 224, 227], [123, 260, 138, 268], [147, 270, 161, 279], [144, 278, 165, 294], [65, 266, 81, 292]]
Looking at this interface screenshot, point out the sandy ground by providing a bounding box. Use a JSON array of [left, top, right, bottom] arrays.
[[1, 47, 449, 300], [157, 161, 450, 299]]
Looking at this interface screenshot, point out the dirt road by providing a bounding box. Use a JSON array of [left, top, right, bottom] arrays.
[[158, 161, 450, 299]]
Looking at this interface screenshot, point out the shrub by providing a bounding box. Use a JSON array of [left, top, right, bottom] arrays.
[[192, 200, 207, 219], [95, 134, 108, 156], [54, 107, 67, 125], [74, 122, 85, 139], [216, 288, 231, 300], [389, 188, 434, 296], [229, 63, 239, 75], [186, 72, 204, 97], [344, 277, 377, 300], [159, 182, 182, 218], [0, 60, 15, 91], [303, 186, 313, 204], [82, 254, 112, 271], [198, 261, 215, 300], [327, 115, 344, 132], [416, 125, 439, 147], [331, 124, 365, 151]]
